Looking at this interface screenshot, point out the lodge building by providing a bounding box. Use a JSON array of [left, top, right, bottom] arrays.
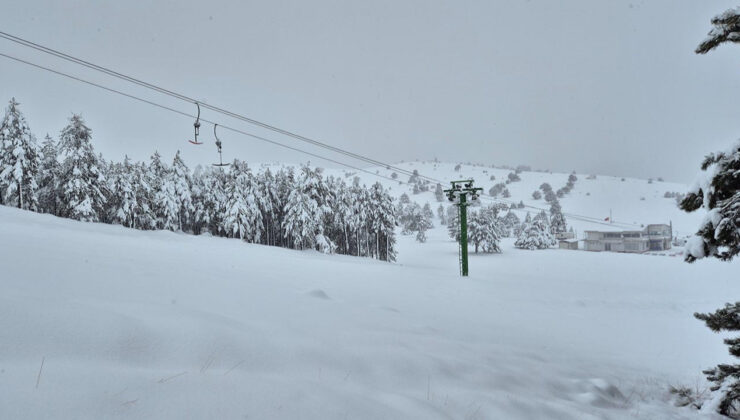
[[583, 224, 672, 253]]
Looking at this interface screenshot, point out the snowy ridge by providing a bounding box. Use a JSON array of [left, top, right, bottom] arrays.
[[1, 205, 737, 419]]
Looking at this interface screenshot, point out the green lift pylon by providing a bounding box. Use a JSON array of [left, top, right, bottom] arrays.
[[444, 180, 482, 276]]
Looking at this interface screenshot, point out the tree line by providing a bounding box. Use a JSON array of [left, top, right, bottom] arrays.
[[0, 98, 397, 261]]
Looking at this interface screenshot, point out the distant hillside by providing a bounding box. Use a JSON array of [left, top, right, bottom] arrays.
[[297, 161, 702, 239]]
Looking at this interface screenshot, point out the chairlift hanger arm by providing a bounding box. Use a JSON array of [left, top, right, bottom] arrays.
[[188, 102, 203, 145]]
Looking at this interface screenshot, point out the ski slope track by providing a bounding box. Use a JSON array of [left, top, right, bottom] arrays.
[[0, 162, 738, 419]]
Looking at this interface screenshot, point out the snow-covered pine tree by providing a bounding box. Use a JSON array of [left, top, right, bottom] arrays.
[[273, 166, 296, 247], [326, 176, 353, 254], [533, 209, 549, 225], [256, 168, 281, 246], [489, 183, 505, 197], [222, 160, 263, 242], [696, 7, 740, 54], [681, 140, 740, 262], [507, 172, 521, 183], [349, 181, 369, 256], [532, 190, 542, 200], [414, 204, 433, 243], [57, 114, 106, 222], [549, 200, 567, 234], [131, 161, 156, 230], [437, 204, 447, 226], [156, 168, 180, 231], [37, 134, 60, 215], [171, 151, 194, 232], [568, 173, 578, 185], [515, 215, 556, 250], [468, 205, 503, 253], [434, 183, 445, 202], [503, 210, 521, 237], [694, 304, 740, 417], [422, 202, 434, 226], [202, 166, 229, 236], [682, 21, 740, 417], [107, 156, 137, 227], [447, 205, 460, 241], [680, 141, 740, 417], [189, 165, 208, 235], [282, 165, 327, 251], [368, 181, 397, 260], [0, 98, 39, 210]]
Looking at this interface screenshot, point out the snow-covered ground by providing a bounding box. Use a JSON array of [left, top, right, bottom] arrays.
[[0, 203, 736, 419]]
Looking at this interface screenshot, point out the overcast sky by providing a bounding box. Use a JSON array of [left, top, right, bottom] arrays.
[[2, 0, 740, 182]]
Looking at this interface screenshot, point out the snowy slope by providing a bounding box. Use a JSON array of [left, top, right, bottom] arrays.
[[304, 161, 703, 238], [1, 205, 736, 419]]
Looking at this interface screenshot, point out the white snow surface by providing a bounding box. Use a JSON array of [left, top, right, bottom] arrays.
[[1, 203, 737, 419]]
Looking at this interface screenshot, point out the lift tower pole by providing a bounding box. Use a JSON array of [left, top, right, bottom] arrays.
[[444, 180, 482, 276]]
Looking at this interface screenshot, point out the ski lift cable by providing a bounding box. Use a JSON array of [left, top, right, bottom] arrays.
[[0, 31, 651, 227], [0, 47, 652, 230], [0, 30, 437, 183], [477, 195, 640, 229], [0, 51, 405, 184], [482, 198, 639, 229]]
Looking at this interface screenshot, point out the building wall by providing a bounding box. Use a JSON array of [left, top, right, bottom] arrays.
[[559, 241, 578, 250], [585, 240, 604, 251], [584, 225, 670, 253]]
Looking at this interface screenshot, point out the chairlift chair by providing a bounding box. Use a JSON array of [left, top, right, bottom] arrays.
[[188, 102, 203, 145], [212, 124, 229, 168]]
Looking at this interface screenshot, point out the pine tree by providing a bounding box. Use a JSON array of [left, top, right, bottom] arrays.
[[171, 150, 194, 232], [37, 134, 60, 215], [437, 204, 447, 226], [549, 200, 567, 234], [515, 216, 556, 250], [533, 209, 549, 225], [680, 140, 740, 416], [156, 169, 180, 231], [283, 165, 327, 250], [694, 304, 740, 417], [502, 210, 521, 237], [349, 182, 370, 256], [447, 205, 460, 241], [190, 165, 208, 235], [0, 98, 39, 210], [368, 182, 397, 260], [202, 166, 229, 235], [222, 160, 263, 242], [434, 183, 445, 202], [257, 168, 281, 246], [131, 161, 156, 230], [107, 156, 137, 227], [468, 206, 503, 253], [696, 7, 740, 54], [422, 202, 434, 225], [681, 140, 740, 262], [58, 114, 106, 222]]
